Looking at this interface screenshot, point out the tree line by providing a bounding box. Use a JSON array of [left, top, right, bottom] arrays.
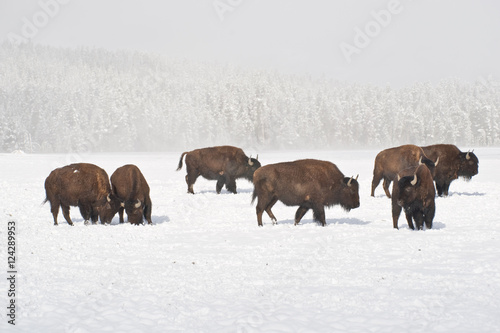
[[0, 42, 498, 153]]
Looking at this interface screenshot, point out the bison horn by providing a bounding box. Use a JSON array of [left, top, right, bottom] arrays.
[[355, 174, 359, 181], [466, 151, 470, 160], [120, 202, 125, 208], [435, 157, 439, 166], [411, 174, 418, 186], [397, 174, 401, 181], [418, 156, 423, 165], [107, 194, 111, 202], [347, 176, 353, 187], [134, 200, 141, 208], [248, 157, 254, 166]]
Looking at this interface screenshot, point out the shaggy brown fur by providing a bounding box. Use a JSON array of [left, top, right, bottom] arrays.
[[421, 144, 479, 196], [43, 163, 111, 225], [391, 164, 436, 230], [100, 164, 153, 225], [177, 145, 261, 194], [252, 159, 360, 227], [371, 144, 436, 198]]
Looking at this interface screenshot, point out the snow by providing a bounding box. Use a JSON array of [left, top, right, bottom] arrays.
[[1, 148, 500, 332]]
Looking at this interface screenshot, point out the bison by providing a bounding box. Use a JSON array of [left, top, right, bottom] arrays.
[[371, 144, 438, 198], [391, 164, 435, 230], [177, 145, 261, 194], [43, 163, 112, 225], [251, 159, 360, 227], [100, 164, 153, 225], [421, 144, 479, 196]]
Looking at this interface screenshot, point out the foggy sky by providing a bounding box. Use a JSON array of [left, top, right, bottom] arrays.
[[1, 0, 499, 87]]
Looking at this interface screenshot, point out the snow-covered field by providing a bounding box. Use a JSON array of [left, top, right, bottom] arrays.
[[1, 148, 499, 332]]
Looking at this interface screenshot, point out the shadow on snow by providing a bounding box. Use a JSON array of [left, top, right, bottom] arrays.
[[274, 217, 370, 227], [394, 220, 446, 230], [197, 188, 254, 195], [54, 215, 170, 226], [446, 191, 485, 197]]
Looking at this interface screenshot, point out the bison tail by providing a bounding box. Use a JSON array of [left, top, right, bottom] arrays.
[[41, 197, 48, 205], [251, 188, 258, 205], [176, 152, 188, 171]]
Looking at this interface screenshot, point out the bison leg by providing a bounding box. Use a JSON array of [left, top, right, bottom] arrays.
[[144, 202, 153, 225], [61, 205, 74, 226], [435, 182, 445, 197], [79, 204, 93, 225], [391, 202, 402, 229], [382, 177, 392, 198], [216, 177, 225, 194], [50, 202, 60, 226], [90, 208, 99, 225], [424, 206, 435, 230], [255, 196, 266, 227], [413, 212, 425, 230], [118, 206, 125, 223], [185, 172, 198, 194], [294, 205, 309, 225], [225, 177, 237, 194], [443, 182, 451, 197], [371, 170, 383, 196], [312, 205, 326, 226], [256, 205, 265, 227], [265, 197, 278, 224], [256, 194, 276, 226], [404, 211, 415, 230]]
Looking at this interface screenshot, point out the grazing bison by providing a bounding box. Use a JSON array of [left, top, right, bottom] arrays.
[[391, 164, 435, 230], [43, 163, 112, 225], [100, 164, 153, 225], [252, 159, 360, 227], [177, 145, 261, 194], [371, 144, 438, 198], [421, 144, 479, 196]]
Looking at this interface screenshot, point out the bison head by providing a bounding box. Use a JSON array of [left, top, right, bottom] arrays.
[[99, 193, 122, 224], [125, 199, 144, 225], [338, 175, 360, 211], [396, 174, 420, 209], [458, 150, 479, 180], [244, 155, 262, 181]]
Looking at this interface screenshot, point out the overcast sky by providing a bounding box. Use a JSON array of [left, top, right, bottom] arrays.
[[1, 0, 499, 87]]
